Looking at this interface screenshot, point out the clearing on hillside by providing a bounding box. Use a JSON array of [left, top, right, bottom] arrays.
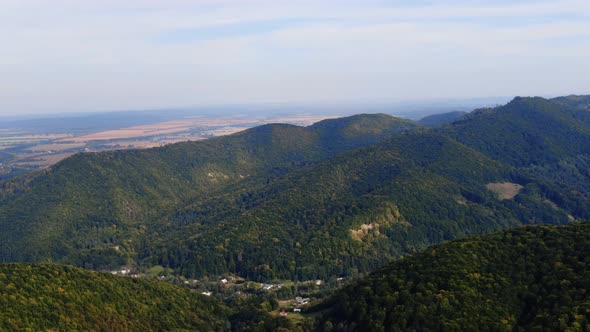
[[486, 182, 523, 200]]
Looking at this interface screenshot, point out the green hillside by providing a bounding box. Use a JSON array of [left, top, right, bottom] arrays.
[[2, 97, 590, 283], [315, 222, 590, 331], [140, 132, 572, 281], [442, 96, 590, 166], [135, 96, 590, 280], [442, 96, 590, 220], [0, 114, 416, 267], [309, 113, 418, 152], [0, 264, 227, 331], [551, 94, 590, 110]]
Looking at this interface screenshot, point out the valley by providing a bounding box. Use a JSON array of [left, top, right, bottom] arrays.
[[4, 1, 589, 329]]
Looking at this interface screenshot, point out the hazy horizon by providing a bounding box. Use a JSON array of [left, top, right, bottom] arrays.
[[0, 95, 513, 120], [1, 0, 589, 115]]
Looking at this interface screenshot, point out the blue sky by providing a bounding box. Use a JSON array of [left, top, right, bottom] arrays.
[[1, 0, 589, 115]]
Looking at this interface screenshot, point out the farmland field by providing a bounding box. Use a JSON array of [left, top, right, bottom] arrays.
[[0, 113, 337, 179]]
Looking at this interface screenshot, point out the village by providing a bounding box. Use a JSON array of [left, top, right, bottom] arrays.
[[109, 265, 351, 318]]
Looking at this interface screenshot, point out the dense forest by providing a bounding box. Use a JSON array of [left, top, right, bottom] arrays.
[[1, 96, 590, 282], [0, 263, 319, 331], [441, 96, 590, 167], [0, 264, 228, 331], [142, 132, 570, 281], [314, 222, 590, 331], [0, 115, 416, 267], [1, 95, 590, 331]]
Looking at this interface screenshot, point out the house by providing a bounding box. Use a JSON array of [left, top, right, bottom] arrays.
[[279, 310, 288, 317], [293, 308, 302, 313], [295, 297, 311, 305], [221, 278, 228, 284], [201, 291, 212, 296]]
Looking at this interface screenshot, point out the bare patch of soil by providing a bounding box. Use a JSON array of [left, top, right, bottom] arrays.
[[486, 182, 523, 200]]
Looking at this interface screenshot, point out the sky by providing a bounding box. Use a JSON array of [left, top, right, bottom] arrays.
[[1, 0, 589, 115]]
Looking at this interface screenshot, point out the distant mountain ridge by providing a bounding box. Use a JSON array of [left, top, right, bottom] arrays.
[[417, 111, 467, 127]]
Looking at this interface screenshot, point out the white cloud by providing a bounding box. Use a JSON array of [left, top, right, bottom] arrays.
[[0, 0, 589, 114]]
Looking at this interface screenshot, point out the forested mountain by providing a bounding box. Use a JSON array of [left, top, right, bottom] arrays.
[[0, 114, 416, 267], [552, 94, 590, 110], [441, 96, 590, 166], [125, 96, 590, 280], [0, 264, 227, 331], [1, 96, 590, 283], [308, 113, 418, 152], [314, 222, 590, 331], [140, 131, 571, 281], [441, 96, 590, 220]]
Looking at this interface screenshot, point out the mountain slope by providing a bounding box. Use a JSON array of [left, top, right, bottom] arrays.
[[139, 132, 572, 280], [0, 114, 417, 266], [0, 263, 227, 331], [3, 97, 590, 282], [315, 222, 590, 331], [136, 97, 590, 281], [309, 113, 418, 152], [442, 96, 590, 167], [441, 96, 590, 220], [551, 94, 590, 110]]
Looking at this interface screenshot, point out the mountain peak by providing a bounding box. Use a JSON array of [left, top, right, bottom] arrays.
[[310, 113, 415, 136], [506, 96, 549, 107]]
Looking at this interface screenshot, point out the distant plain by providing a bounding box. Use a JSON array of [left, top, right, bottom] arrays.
[[0, 113, 337, 178]]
